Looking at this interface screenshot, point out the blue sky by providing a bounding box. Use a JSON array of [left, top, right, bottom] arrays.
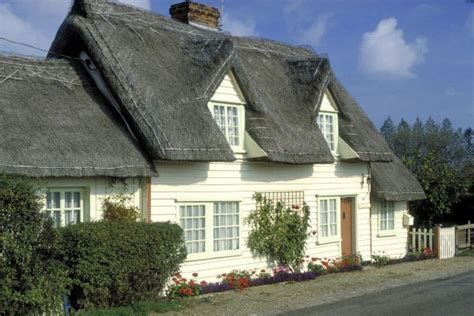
[[1, 0, 472, 129]]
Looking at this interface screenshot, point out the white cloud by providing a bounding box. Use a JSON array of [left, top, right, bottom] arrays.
[[467, 10, 474, 38], [298, 13, 331, 47], [116, 0, 151, 10], [222, 13, 257, 37], [359, 17, 428, 78]]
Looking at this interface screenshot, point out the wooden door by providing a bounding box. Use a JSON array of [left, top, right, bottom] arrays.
[[341, 198, 353, 256]]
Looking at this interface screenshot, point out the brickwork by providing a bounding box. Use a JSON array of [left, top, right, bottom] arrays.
[[169, 1, 220, 29]]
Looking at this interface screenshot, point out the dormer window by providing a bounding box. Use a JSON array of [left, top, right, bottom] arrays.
[[209, 72, 246, 152], [317, 113, 336, 151], [213, 104, 241, 147], [316, 92, 339, 154]]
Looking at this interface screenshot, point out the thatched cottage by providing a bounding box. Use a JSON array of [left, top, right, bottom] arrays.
[[0, 0, 425, 279]]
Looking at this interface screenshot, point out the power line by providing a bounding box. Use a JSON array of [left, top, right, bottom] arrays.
[[0, 37, 78, 60]]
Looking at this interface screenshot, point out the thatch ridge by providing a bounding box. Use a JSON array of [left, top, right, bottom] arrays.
[[0, 55, 154, 177]]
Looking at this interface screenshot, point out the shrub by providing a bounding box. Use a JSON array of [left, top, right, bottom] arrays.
[[58, 221, 186, 309], [102, 194, 139, 222], [307, 262, 327, 276], [246, 194, 311, 271], [372, 253, 390, 267], [0, 176, 69, 314]]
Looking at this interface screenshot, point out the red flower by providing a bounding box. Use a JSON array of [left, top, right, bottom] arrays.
[[200, 281, 208, 286], [311, 257, 317, 262], [260, 269, 266, 273], [192, 272, 198, 277], [292, 204, 300, 209], [171, 277, 177, 282], [181, 278, 187, 282], [174, 272, 182, 278]]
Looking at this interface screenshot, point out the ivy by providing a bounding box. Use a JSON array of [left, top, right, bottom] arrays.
[[246, 193, 311, 272]]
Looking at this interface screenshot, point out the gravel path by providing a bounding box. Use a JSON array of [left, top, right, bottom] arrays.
[[163, 257, 474, 316]]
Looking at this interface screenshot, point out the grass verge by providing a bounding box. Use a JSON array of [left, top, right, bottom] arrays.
[[458, 248, 474, 257], [76, 300, 183, 316]]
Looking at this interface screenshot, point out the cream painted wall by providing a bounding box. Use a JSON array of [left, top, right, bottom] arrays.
[[38, 177, 146, 221], [150, 160, 372, 281], [370, 200, 410, 258]]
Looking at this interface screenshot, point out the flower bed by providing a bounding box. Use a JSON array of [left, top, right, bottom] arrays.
[[372, 248, 436, 267], [167, 255, 363, 299]]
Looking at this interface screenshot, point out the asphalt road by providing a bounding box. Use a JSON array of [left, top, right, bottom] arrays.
[[285, 271, 474, 316]]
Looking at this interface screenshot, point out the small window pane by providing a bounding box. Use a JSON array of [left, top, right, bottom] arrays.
[[65, 192, 72, 208]]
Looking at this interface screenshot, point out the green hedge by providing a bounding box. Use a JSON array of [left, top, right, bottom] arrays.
[[0, 176, 69, 314], [58, 221, 186, 310]]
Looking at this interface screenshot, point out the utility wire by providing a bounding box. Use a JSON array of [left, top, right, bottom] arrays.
[[0, 37, 78, 60]]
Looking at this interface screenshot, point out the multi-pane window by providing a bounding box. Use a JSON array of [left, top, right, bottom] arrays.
[[213, 104, 241, 147], [179, 205, 206, 254], [213, 202, 239, 251], [380, 200, 395, 231], [316, 113, 336, 152], [178, 202, 240, 257], [45, 190, 82, 228], [319, 198, 338, 238]]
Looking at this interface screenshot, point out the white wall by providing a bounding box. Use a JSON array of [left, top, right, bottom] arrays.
[[370, 200, 409, 258], [38, 177, 145, 221], [150, 160, 372, 280]]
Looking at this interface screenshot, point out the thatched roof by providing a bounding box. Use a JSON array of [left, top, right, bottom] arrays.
[[49, 0, 393, 164], [371, 155, 426, 201], [0, 55, 154, 177], [0, 0, 423, 200]]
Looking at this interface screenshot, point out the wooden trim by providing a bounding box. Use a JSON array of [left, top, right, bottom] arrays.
[[146, 177, 151, 223]]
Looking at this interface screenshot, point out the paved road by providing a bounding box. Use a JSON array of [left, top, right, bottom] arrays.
[[285, 271, 474, 316]]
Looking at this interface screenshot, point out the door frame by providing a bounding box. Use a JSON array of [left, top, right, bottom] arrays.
[[341, 196, 357, 256]]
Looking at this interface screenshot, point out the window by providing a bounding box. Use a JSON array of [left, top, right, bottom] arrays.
[[316, 113, 337, 152], [318, 197, 339, 241], [213, 104, 242, 148], [45, 190, 83, 227], [380, 200, 395, 231], [178, 201, 240, 258]]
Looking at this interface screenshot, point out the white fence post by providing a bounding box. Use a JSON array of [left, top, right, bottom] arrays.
[[409, 227, 435, 252]]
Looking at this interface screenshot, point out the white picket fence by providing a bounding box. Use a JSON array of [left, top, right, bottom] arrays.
[[409, 226, 456, 259], [410, 227, 434, 252]]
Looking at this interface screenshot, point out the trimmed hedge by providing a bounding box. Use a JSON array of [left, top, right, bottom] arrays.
[[58, 221, 186, 310], [0, 176, 69, 314]]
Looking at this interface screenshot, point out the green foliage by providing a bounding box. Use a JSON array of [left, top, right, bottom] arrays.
[[58, 221, 186, 310], [102, 194, 140, 222], [381, 117, 473, 225], [0, 176, 69, 314], [306, 262, 327, 275], [76, 300, 183, 316], [372, 253, 390, 267], [246, 194, 311, 271]]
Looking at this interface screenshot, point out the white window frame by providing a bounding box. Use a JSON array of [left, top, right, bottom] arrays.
[[176, 201, 242, 261], [208, 101, 246, 153], [316, 111, 339, 154], [44, 188, 84, 228], [378, 200, 396, 236], [317, 196, 341, 244]]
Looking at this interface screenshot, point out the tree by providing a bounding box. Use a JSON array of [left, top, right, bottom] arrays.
[[380, 117, 472, 225]]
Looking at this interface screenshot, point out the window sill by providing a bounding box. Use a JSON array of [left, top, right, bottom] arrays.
[[186, 249, 243, 262], [317, 237, 341, 245], [377, 231, 397, 238]]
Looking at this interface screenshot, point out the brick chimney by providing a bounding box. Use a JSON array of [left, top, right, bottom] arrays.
[[169, 1, 220, 31]]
